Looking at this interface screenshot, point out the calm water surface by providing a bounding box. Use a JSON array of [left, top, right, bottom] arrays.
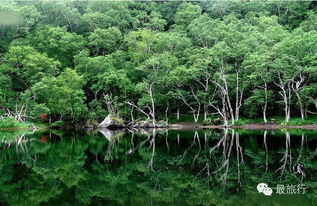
[[0, 128, 316, 206]]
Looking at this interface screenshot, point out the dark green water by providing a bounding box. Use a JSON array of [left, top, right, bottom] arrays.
[[0, 128, 316, 206]]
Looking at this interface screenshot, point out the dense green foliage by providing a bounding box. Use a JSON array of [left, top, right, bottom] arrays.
[[1, 1, 317, 125]]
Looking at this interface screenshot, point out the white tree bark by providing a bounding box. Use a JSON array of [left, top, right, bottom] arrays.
[[209, 90, 229, 127], [211, 69, 235, 125], [125, 101, 150, 120], [176, 85, 201, 123], [275, 73, 292, 123], [263, 82, 268, 123], [234, 67, 243, 122], [146, 83, 156, 124], [196, 73, 211, 121], [291, 73, 305, 121]]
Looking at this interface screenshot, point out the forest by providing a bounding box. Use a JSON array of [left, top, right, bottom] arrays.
[[1, 0, 317, 127]]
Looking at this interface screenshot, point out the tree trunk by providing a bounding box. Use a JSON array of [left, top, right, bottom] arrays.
[[193, 110, 200, 123], [165, 105, 169, 124], [147, 83, 156, 124], [130, 106, 135, 124], [276, 74, 291, 123], [235, 69, 242, 122], [263, 83, 268, 123], [284, 95, 290, 123], [177, 89, 200, 123], [295, 91, 305, 121], [223, 75, 235, 125], [222, 98, 228, 127]]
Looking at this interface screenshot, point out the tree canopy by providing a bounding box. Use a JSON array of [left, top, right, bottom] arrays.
[[1, 1, 317, 124]]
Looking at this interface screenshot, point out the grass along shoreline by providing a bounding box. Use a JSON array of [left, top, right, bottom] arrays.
[[0, 118, 48, 130]]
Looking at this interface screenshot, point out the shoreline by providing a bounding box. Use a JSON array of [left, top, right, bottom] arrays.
[[2, 123, 317, 131], [167, 123, 317, 130]]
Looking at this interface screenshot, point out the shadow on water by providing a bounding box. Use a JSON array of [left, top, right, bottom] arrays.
[[0, 128, 316, 205]]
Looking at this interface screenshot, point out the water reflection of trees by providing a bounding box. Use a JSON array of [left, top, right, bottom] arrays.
[[123, 128, 246, 187], [107, 128, 316, 189], [276, 130, 307, 182], [0, 129, 316, 205], [0, 131, 38, 155]]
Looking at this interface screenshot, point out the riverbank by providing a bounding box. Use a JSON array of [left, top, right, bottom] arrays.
[[166, 116, 317, 130], [2, 123, 317, 131], [1, 116, 317, 131], [167, 123, 317, 130]]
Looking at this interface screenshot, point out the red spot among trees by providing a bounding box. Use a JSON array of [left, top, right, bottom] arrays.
[[40, 114, 46, 120], [41, 136, 47, 142]]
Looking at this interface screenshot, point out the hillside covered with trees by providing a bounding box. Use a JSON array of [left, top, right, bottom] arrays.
[[1, 0, 317, 127]]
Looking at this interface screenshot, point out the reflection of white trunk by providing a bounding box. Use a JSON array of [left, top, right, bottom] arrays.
[[276, 130, 291, 180], [295, 133, 304, 165], [191, 131, 201, 168], [263, 131, 268, 173], [148, 129, 156, 171], [293, 133, 306, 181], [126, 132, 152, 155], [179, 133, 198, 163], [198, 132, 211, 178], [99, 129, 123, 161], [210, 129, 233, 185], [165, 130, 169, 152], [209, 129, 244, 186], [235, 131, 244, 185]]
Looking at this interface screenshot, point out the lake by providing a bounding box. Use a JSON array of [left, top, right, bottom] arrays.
[[0, 128, 316, 205]]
